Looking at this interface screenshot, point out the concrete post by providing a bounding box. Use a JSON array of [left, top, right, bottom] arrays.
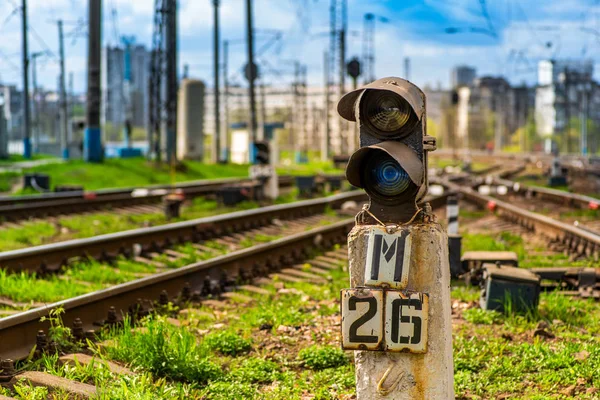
[[347, 220, 454, 399]]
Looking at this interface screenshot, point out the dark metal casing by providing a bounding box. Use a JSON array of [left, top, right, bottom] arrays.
[[480, 264, 540, 314], [337, 77, 436, 223]]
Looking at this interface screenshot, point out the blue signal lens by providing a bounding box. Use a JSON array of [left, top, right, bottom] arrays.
[[365, 153, 411, 197]]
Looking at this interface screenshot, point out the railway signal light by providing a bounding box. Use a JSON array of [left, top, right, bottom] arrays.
[[337, 77, 436, 223], [253, 141, 270, 165], [339, 78, 453, 398]]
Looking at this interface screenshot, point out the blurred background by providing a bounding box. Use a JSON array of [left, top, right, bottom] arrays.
[[0, 0, 599, 163]]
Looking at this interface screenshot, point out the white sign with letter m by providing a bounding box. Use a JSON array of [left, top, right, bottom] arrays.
[[364, 227, 412, 289]]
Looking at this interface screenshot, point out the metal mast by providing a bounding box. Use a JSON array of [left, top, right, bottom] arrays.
[[21, 0, 31, 158], [363, 13, 375, 83], [213, 0, 221, 163], [149, 0, 166, 161], [245, 0, 258, 156], [164, 0, 178, 164], [58, 19, 69, 159], [84, 0, 103, 162]]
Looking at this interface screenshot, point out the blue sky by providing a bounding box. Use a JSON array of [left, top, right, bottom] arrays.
[[0, 0, 599, 93]]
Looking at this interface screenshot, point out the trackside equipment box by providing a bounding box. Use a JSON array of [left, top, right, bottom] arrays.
[[480, 264, 540, 313]]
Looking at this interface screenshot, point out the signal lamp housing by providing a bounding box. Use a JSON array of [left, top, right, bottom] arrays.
[[338, 77, 436, 223]]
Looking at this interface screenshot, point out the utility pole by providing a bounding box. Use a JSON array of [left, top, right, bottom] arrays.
[[245, 0, 258, 161], [494, 85, 504, 153], [68, 72, 74, 147], [322, 50, 330, 161], [165, 0, 178, 164], [338, 0, 347, 155], [338, 0, 347, 98], [363, 13, 374, 84], [222, 40, 229, 162], [564, 68, 571, 154], [580, 83, 590, 156], [84, 0, 103, 162], [259, 80, 266, 141], [404, 57, 410, 81], [21, 0, 31, 159], [362, 13, 389, 84], [301, 65, 308, 157], [122, 36, 135, 149], [292, 61, 299, 159], [31, 52, 43, 154], [58, 20, 69, 159], [212, 0, 221, 163]]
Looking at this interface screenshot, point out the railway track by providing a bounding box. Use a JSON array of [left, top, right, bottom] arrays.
[[0, 192, 450, 363], [441, 178, 600, 260], [0, 220, 354, 362], [0, 182, 595, 397], [0, 174, 343, 224], [0, 191, 367, 274]]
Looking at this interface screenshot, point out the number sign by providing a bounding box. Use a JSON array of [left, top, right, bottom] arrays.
[[364, 227, 412, 289], [341, 289, 428, 353], [341, 288, 383, 351], [384, 291, 428, 352]]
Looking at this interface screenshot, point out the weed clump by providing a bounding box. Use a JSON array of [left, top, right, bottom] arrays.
[[200, 381, 257, 400], [101, 316, 222, 383], [231, 357, 280, 384], [204, 330, 252, 356], [298, 345, 348, 370]]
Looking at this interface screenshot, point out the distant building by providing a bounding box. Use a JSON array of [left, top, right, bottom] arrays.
[[452, 77, 534, 151], [451, 66, 476, 88], [102, 44, 150, 138], [0, 85, 23, 139], [535, 59, 599, 153]]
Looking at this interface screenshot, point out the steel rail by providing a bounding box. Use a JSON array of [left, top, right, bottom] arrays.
[[0, 177, 258, 207], [0, 174, 346, 221], [441, 179, 600, 259], [0, 220, 353, 361], [0, 192, 451, 362], [490, 177, 600, 210], [0, 176, 295, 221], [0, 191, 367, 273]]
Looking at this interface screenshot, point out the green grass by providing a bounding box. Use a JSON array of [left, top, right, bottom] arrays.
[[0, 213, 344, 311], [0, 220, 56, 250], [67, 250, 355, 399], [0, 198, 259, 250], [0, 270, 101, 303], [0, 189, 332, 251], [10, 236, 600, 399], [99, 316, 223, 384], [453, 288, 600, 398], [0, 153, 56, 165], [462, 231, 527, 261], [298, 346, 348, 370], [16, 158, 250, 192], [204, 330, 252, 356], [7, 157, 342, 194], [0, 171, 20, 192]]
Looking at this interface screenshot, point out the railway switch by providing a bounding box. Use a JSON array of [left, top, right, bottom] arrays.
[[338, 77, 454, 399]]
